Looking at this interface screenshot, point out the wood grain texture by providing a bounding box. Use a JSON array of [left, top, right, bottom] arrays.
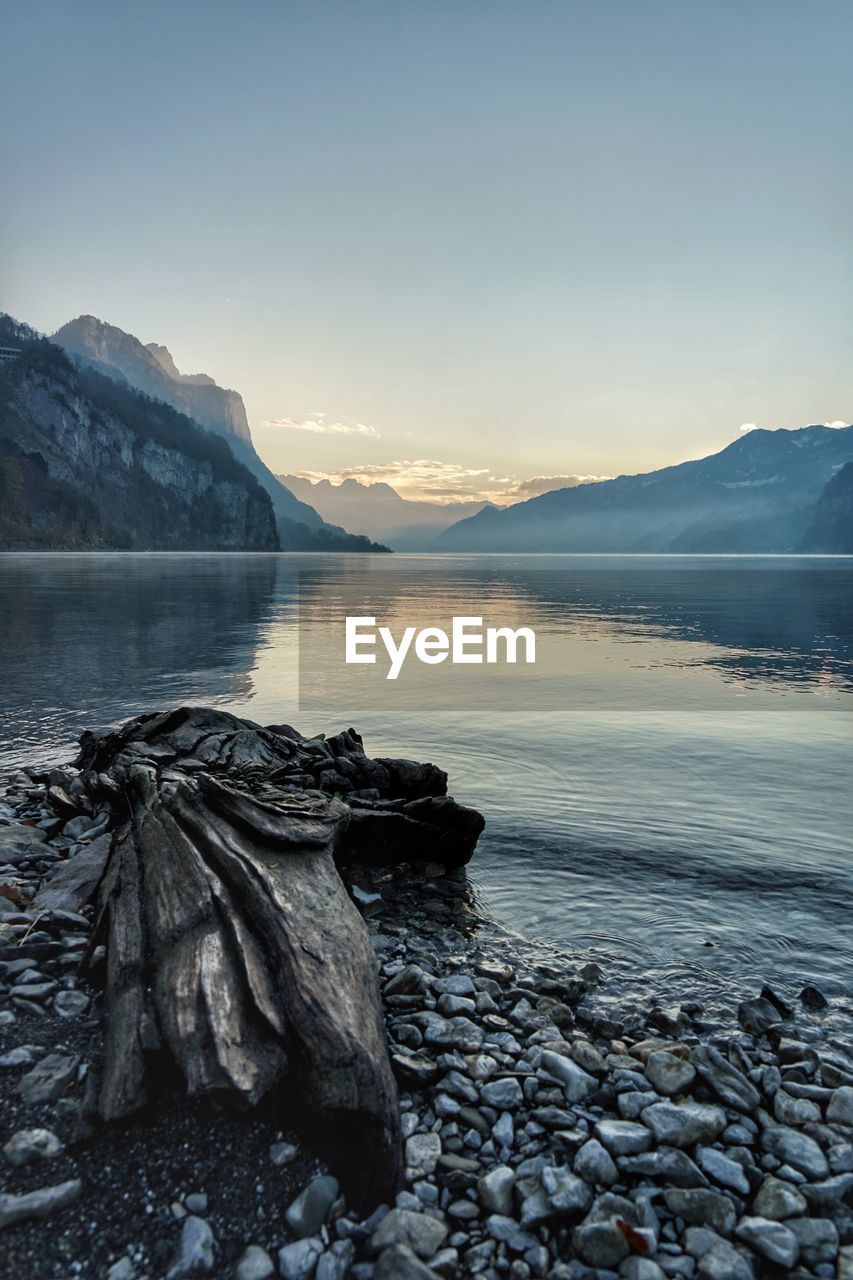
[[80, 707, 484, 1207]]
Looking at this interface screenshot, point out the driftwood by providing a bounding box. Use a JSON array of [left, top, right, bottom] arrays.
[[71, 707, 484, 1209]]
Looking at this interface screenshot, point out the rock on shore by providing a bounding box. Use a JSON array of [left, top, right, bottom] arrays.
[[1, 711, 852, 1279]]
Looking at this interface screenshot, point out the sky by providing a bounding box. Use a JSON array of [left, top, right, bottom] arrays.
[[2, 1, 852, 504]]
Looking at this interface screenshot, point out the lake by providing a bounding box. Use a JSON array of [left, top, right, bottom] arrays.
[[2, 552, 851, 1017]]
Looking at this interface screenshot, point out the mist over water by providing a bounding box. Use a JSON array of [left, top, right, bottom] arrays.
[[2, 552, 851, 1013]]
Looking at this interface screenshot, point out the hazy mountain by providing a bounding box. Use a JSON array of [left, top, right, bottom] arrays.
[[52, 316, 387, 552], [800, 461, 853, 553], [0, 315, 278, 551], [280, 474, 493, 550], [54, 315, 252, 443], [435, 425, 853, 553]]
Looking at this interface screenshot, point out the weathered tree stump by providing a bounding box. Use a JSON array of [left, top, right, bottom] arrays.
[[72, 707, 484, 1209]]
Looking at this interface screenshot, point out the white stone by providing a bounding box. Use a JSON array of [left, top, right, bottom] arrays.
[[405, 1132, 441, 1179], [3, 1128, 63, 1167]]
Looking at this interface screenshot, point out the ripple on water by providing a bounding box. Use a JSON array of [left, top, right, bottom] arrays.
[[2, 553, 851, 1015]]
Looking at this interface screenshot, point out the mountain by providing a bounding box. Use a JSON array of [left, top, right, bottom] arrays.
[[799, 461, 853, 553], [280, 474, 493, 550], [52, 316, 387, 552], [434, 425, 853, 553], [0, 315, 278, 551], [52, 315, 253, 443]]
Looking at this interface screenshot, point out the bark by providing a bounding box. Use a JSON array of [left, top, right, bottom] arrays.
[[74, 707, 484, 1208]]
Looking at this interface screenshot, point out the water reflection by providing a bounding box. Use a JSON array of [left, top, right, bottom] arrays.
[[0, 553, 279, 767], [1, 553, 850, 1004], [296, 563, 853, 709]]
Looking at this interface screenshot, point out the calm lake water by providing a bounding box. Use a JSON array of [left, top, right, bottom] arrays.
[[2, 553, 851, 1014]]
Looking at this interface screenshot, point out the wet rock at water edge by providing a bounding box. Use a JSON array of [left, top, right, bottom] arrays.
[[737, 995, 783, 1035], [3, 706, 853, 1280], [0, 822, 48, 864], [800, 983, 829, 1010], [691, 1044, 761, 1112], [540, 1049, 596, 1101], [644, 1049, 696, 1096]]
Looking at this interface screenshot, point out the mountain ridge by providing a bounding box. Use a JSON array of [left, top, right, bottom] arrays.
[[0, 315, 278, 551], [52, 316, 388, 552], [434, 425, 853, 553], [54, 316, 253, 443], [280, 473, 493, 550]]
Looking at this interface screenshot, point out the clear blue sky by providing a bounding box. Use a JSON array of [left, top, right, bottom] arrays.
[[2, 1, 851, 502]]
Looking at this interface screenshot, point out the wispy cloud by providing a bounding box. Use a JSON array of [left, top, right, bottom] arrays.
[[263, 412, 380, 438], [292, 459, 609, 505], [509, 474, 609, 498], [825, 420, 848, 429]]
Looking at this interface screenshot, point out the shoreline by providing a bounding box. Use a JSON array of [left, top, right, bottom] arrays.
[[1, 739, 852, 1280]]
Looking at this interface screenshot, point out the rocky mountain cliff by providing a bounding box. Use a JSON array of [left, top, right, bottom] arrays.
[[281, 474, 492, 550], [52, 316, 387, 552], [800, 461, 853, 553], [0, 316, 278, 551], [435, 425, 853, 553], [54, 316, 252, 443]]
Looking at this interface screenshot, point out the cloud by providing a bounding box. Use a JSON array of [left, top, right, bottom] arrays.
[[295, 459, 493, 503], [292, 459, 609, 505], [825, 420, 848, 430], [263, 412, 380, 438], [509, 474, 609, 498], [739, 423, 759, 433]]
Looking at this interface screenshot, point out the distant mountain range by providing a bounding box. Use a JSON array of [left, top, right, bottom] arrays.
[[52, 316, 386, 552], [280, 474, 493, 550], [4, 307, 850, 556], [435, 425, 853, 553]]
